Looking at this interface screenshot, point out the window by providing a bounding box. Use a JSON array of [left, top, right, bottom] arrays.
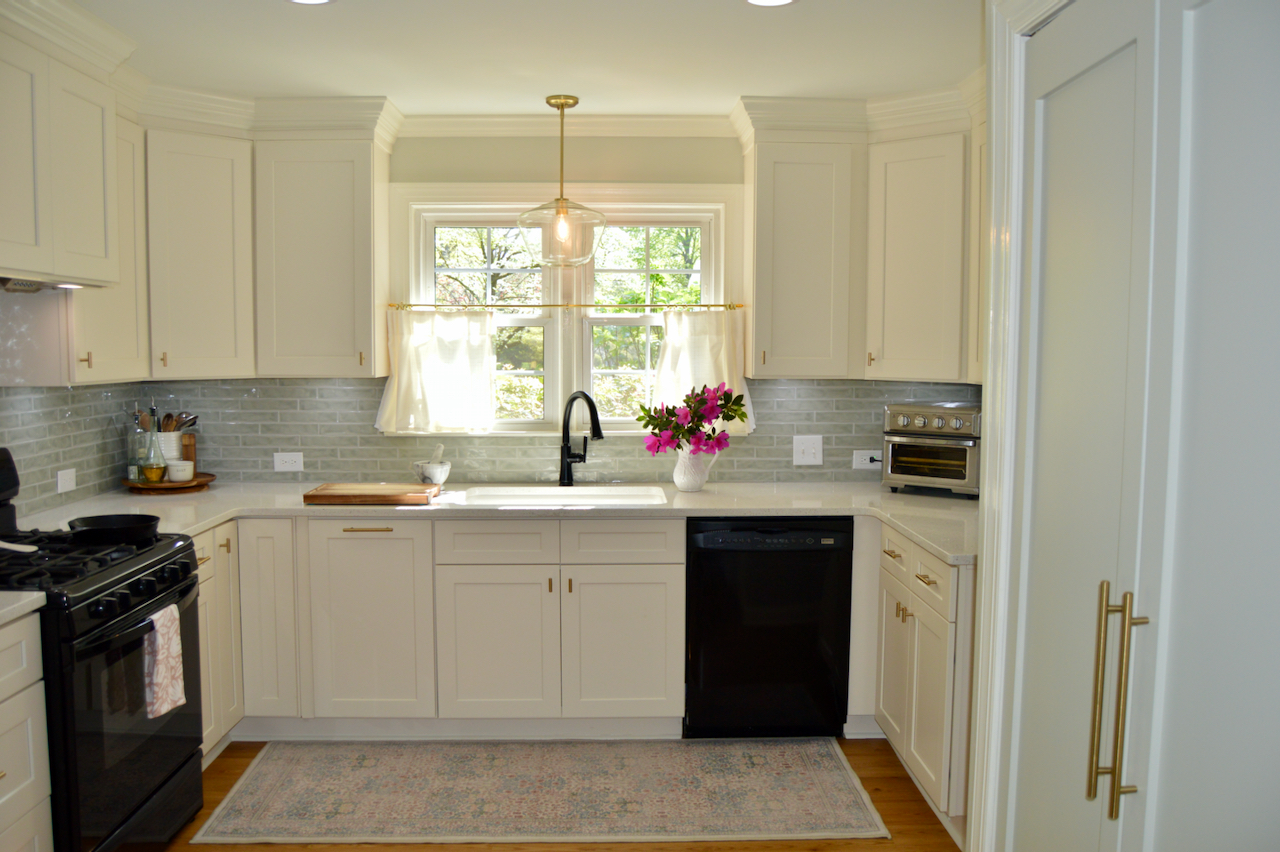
[[399, 185, 739, 432]]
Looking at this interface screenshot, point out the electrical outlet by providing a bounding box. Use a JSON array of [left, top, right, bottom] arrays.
[[793, 435, 823, 466], [56, 468, 76, 493], [853, 450, 883, 470], [273, 452, 304, 472]]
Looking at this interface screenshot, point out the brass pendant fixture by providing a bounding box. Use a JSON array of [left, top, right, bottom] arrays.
[[517, 95, 606, 268]]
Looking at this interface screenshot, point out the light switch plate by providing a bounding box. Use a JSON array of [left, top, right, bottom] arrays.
[[793, 435, 823, 465], [853, 450, 883, 470], [273, 452, 304, 472], [56, 468, 76, 493]]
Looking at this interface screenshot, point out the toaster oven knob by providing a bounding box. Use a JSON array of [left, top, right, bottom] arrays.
[[897, 414, 912, 428], [952, 417, 966, 430], [914, 415, 928, 428]]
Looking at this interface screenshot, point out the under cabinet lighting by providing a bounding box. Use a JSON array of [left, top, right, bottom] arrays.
[[748, 0, 794, 6], [290, 0, 332, 5]]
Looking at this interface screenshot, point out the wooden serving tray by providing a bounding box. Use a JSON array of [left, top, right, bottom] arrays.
[[303, 482, 441, 505], [124, 472, 216, 495]]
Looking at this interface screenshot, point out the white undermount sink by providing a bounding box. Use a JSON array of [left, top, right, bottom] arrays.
[[463, 485, 668, 506]]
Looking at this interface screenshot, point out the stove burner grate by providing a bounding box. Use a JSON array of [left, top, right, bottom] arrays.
[[0, 531, 144, 589]]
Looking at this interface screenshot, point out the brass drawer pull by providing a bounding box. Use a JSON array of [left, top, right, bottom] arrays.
[[218, 539, 231, 552], [78, 352, 93, 368], [568, 578, 573, 593], [882, 548, 902, 560], [0, 770, 6, 780], [342, 527, 393, 533], [915, 573, 938, 586], [161, 352, 168, 367], [867, 352, 876, 366], [548, 577, 553, 593], [196, 556, 211, 565]]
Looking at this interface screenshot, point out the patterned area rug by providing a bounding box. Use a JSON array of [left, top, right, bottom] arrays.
[[192, 738, 890, 843]]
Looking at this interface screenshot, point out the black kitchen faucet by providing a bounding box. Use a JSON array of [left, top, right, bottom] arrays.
[[559, 391, 603, 486]]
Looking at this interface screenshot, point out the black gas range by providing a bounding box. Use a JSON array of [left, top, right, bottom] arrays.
[[0, 449, 203, 852]]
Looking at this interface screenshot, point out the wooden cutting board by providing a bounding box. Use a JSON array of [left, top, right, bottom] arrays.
[[303, 483, 441, 505]]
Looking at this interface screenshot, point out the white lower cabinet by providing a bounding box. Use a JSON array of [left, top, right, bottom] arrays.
[[308, 521, 436, 718], [238, 519, 298, 717], [0, 613, 50, 845], [0, 798, 52, 852], [194, 521, 244, 757]]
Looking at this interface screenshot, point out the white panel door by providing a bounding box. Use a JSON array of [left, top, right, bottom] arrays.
[[904, 595, 954, 812], [866, 133, 965, 381], [255, 141, 383, 377], [1008, 0, 1162, 845], [435, 564, 560, 718], [48, 61, 115, 284], [197, 573, 221, 754], [561, 564, 684, 718], [214, 521, 244, 733], [69, 117, 149, 383], [308, 521, 436, 718], [875, 568, 910, 753], [237, 519, 298, 717], [750, 142, 852, 378], [146, 130, 255, 378], [0, 32, 50, 276]]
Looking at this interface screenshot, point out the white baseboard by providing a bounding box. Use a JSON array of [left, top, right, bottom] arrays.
[[884, 738, 967, 850], [201, 731, 235, 769], [230, 716, 684, 741], [843, 715, 886, 739]]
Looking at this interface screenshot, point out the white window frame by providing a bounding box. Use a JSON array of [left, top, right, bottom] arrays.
[[390, 183, 743, 434]]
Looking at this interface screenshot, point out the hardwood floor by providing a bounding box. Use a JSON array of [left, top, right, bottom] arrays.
[[166, 739, 959, 852]]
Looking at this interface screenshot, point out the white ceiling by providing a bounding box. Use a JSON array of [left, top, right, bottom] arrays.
[[74, 0, 984, 117]]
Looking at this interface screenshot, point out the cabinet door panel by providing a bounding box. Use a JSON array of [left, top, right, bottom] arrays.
[[238, 519, 297, 717], [560, 520, 684, 565], [0, 33, 50, 274], [562, 564, 684, 718], [197, 576, 220, 754], [435, 564, 560, 718], [308, 521, 435, 718], [751, 142, 852, 378], [435, 521, 559, 565], [867, 134, 965, 381], [147, 130, 254, 378], [906, 595, 954, 809], [875, 568, 910, 752], [0, 683, 50, 830], [48, 62, 115, 283], [214, 521, 244, 732]]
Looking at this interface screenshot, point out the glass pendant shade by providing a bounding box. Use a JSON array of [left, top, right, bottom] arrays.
[[517, 198, 606, 268], [518, 95, 606, 268]]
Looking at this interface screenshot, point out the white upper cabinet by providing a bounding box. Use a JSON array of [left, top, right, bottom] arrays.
[[0, 32, 117, 286], [146, 129, 255, 379], [254, 140, 389, 377], [866, 133, 966, 382], [68, 118, 150, 383], [747, 141, 853, 378], [965, 121, 989, 384]]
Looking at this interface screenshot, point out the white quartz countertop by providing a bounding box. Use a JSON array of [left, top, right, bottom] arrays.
[[18, 481, 980, 566]]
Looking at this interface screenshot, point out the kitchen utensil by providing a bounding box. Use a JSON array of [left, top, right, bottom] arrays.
[[137, 410, 151, 431], [161, 413, 176, 432], [0, 540, 37, 553], [67, 514, 161, 546], [166, 460, 195, 482], [429, 443, 444, 464], [413, 460, 451, 486], [302, 483, 441, 505], [176, 411, 196, 429]]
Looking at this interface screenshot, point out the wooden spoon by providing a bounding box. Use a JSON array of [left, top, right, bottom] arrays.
[[161, 413, 176, 432]]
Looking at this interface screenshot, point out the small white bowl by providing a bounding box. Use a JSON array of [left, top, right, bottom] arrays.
[[413, 461, 451, 486], [166, 461, 195, 482]]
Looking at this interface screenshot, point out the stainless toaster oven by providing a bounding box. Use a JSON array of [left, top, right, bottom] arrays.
[[882, 402, 981, 497]]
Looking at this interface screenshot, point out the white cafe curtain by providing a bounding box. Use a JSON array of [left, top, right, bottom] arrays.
[[375, 310, 495, 434], [653, 309, 755, 434]]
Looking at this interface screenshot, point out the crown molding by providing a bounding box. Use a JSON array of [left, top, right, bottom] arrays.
[[734, 96, 870, 135], [995, 0, 1072, 35], [866, 87, 972, 131], [958, 65, 988, 120], [0, 0, 134, 74], [254, 97, 404, 150], [139, 84, 255, 132], [109, 63, 149, 118], [397, 113, 736, 139]]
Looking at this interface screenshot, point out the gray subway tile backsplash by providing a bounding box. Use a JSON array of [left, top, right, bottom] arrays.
[[0, 378, 980, 517]]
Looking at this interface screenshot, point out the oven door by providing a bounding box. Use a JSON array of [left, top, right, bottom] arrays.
[[883, 434, 980, 494], [61, 578, 202, 851]]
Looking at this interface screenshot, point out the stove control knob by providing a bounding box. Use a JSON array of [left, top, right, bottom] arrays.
[[914, 415, 928, 428], [933, 416, 946, 429], [90, 598, 119, 619], [897, 414, 911, 428], [157, 566, 175, 585], [179, 561, 194, 579], [952, 417, 966, 430], [115, 591, 132, 610], [130, 577, 159, 598]]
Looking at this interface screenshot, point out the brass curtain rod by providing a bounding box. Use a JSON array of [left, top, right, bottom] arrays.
[[388, 302, 744, 311]]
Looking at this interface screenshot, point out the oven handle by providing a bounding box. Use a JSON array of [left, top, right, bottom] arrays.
[[884, 434, 978, 448], [72, 578, 198, 662]]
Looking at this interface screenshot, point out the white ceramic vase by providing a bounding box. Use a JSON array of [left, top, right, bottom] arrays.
[[672, 447, 718, 492]]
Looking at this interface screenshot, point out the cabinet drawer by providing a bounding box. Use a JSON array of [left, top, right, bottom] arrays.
[[880, 526, 914, 584], [0, 683, 50, 831], [192, 529, 216, 582], [0, 617, 40, 706], [560, 520, 684, 565], [435, 521, 559, 564], [911, 547, 956, 621], [0, 797, 52, 852]]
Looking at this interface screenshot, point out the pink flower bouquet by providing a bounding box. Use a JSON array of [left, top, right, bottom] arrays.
[[637, 383, 748, 456]]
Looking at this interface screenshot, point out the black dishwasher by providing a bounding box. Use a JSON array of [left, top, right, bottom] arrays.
[[685, 517, 852, 738]]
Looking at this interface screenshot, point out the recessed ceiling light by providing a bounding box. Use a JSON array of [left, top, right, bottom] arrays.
[[747, 0, 794, 6]]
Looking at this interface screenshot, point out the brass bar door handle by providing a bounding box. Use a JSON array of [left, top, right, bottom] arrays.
[[548, 578, 553, 593], [219, 539, 231, 552], [1106, 591, 1149, 820], [196, 556, 211, 565], [914, 573, 938, 586], [1087, 581, 1114, 801], [883, 549, 902, 560], [342, 527, 393, 533], [868, 352, 876, 366], [895, 601, 902, 618], [78, 352, 93, 368], [900, 607, 912, 624]]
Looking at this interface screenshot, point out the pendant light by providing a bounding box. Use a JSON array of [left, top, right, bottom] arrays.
[[517, 95, 606, 267]]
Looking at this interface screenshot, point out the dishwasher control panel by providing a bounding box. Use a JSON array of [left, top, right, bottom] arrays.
[[689, 529, 850, 551]]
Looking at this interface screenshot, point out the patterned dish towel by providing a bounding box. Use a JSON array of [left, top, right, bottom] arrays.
[[144, 603, 186, 718]]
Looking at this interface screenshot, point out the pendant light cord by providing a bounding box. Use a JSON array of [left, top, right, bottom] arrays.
[[558, 102, 566, 200]]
